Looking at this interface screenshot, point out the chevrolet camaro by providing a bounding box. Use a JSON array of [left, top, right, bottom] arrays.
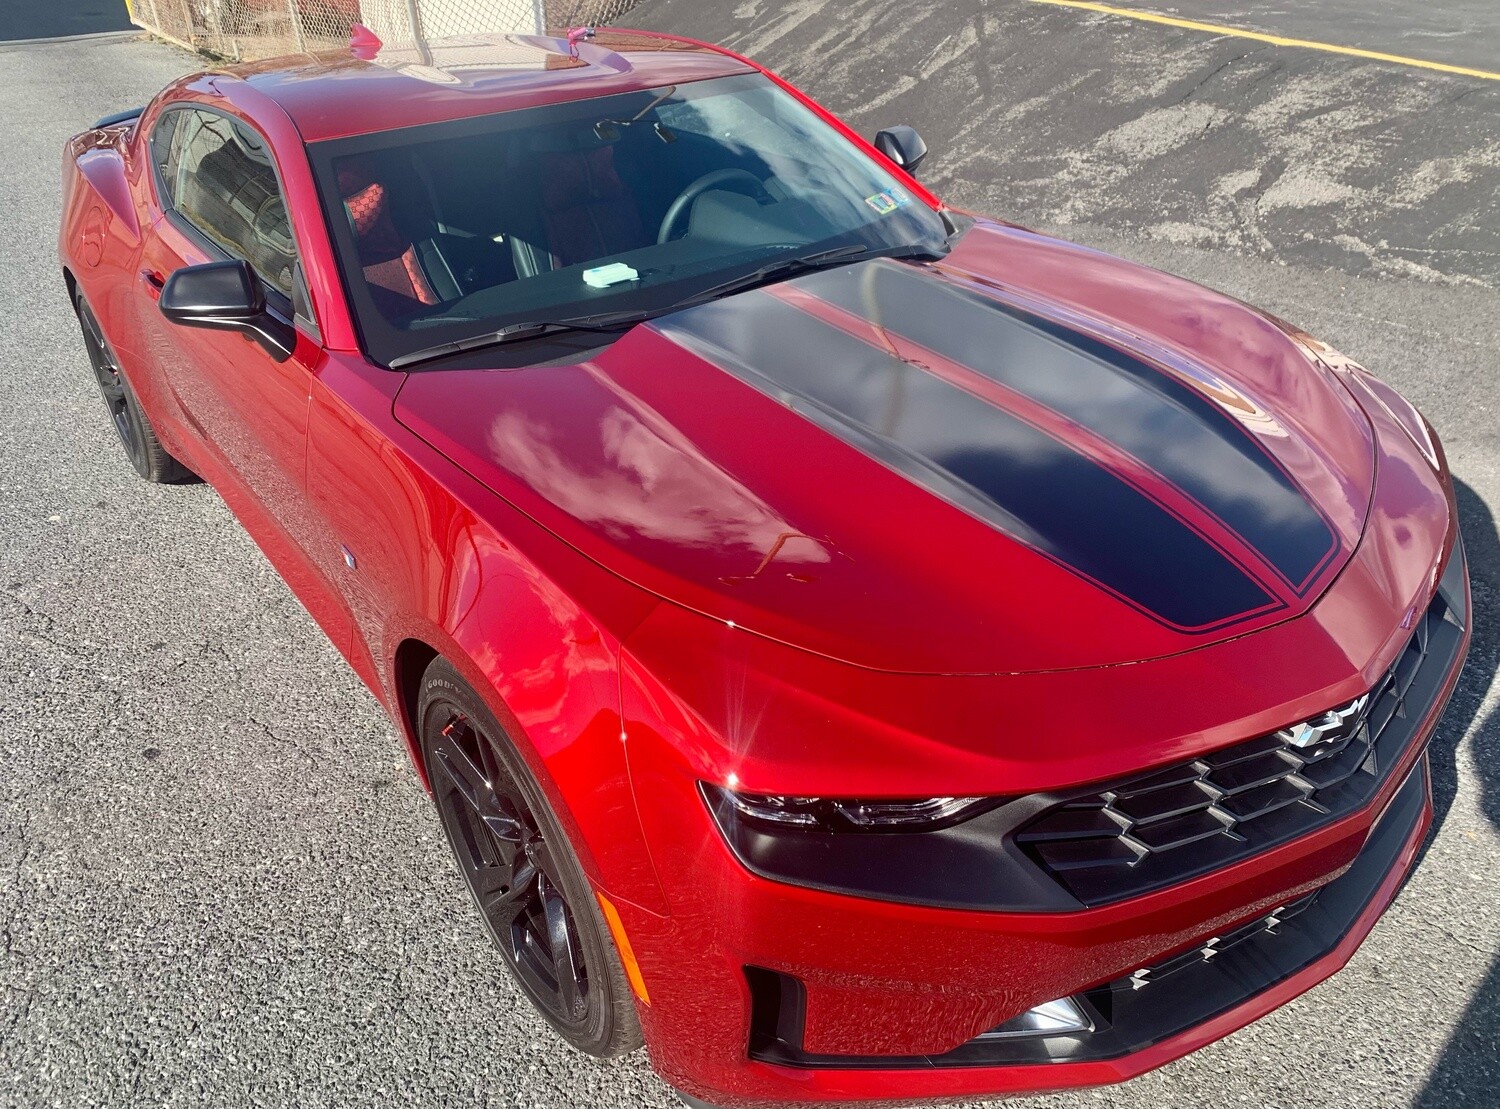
[[58, 26, 1471, 1108]]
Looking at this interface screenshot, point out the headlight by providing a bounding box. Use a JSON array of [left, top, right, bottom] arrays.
[[700, 783, 1080, 911], [711, 786, 992, 831]]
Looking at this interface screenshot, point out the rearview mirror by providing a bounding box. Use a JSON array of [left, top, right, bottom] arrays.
[[159, 259, 295, 362], [873, 126, 928, 177]]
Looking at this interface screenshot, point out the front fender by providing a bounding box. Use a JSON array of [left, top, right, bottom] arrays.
[[307, 355, 669, 917]]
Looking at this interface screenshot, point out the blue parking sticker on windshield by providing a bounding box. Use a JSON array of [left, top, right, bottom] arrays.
[[864, 187, 911, 215]]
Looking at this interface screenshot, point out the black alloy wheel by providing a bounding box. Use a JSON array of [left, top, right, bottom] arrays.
[[79, 298, 146, 475], [432, 712, 590, 1023], [418, 658, 641, 1056], [75, 294, 193, 484]]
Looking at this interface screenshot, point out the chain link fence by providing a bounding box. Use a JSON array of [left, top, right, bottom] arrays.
[[124, 0, 641, 63]]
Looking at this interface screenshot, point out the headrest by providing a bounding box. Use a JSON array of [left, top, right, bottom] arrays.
[[539, 144, 627, 210], [335, 156, 376, 198], [343, 180, 389, 239]]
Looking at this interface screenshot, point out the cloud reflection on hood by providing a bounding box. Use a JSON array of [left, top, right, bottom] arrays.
[[484, 368, 830, 569]]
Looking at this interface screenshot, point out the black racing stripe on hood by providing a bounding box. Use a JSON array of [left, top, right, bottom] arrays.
[[797, 260, 1338, 593], [654, 291, 1280, 632]]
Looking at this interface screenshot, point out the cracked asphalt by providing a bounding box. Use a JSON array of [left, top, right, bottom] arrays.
[[3, 3, 1499, 1107]]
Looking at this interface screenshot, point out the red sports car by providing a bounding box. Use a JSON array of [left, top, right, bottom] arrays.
[[59, 27, 1470, 1108]]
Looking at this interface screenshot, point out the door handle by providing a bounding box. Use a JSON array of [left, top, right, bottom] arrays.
[[140, 269, 165, 298]]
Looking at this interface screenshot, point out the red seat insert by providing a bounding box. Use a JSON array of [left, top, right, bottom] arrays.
[[337, 159, 439, 315]]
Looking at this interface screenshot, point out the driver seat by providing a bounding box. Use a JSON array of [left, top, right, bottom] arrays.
[[512, 141, 647, 276]]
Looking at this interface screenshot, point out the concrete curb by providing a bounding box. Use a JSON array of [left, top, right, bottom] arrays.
[[0, 30, 142, 52]]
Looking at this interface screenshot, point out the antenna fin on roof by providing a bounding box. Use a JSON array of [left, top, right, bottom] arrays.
[[566, 26, 596, 57]]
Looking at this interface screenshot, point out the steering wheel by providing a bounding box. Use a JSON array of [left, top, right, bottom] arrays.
[[657, 169, 773, 244]]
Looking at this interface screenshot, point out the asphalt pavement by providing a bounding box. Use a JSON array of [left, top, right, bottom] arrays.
[[2, 3, 1498, 1108], [1086, 0, 1500, 74], [2, 0, 132, 42]]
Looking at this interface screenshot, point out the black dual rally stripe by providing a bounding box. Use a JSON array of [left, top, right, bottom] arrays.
[[799, 260, 1339, 593], [654, 289, 1279, 631]]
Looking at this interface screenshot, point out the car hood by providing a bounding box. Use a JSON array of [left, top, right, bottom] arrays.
[[394, 220, 1376, 674]]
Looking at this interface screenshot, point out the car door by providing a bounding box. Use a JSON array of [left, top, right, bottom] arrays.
[[138, 104, 350, 649], [140, 107, 309, 498]]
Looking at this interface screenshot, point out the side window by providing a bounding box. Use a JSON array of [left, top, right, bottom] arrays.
[[158, 108, 299, 303], [148, 110, 184, 196]]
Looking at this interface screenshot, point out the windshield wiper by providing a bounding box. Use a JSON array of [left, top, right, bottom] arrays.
[[678, 243, 939, 308], [388, 244, 944, 370], [388, 309, 655, 370]]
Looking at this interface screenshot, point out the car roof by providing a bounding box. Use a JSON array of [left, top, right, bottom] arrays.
[[218, 30, 755, 143]]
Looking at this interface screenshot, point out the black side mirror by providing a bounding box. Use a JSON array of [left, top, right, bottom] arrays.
[[159, 259, 295, 363], [873, 126, 928, 177]]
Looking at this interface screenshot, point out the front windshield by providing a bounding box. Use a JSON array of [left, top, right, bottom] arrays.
[[309, 72, 948, 367]]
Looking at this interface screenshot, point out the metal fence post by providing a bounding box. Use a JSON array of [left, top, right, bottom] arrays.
[[288, 0, 306, 50], [174, 0, 197, 48], [404, 0, 430, 65]]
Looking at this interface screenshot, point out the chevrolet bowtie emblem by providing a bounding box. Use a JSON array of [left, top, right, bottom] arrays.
[[1276, 693, 1371, 749]]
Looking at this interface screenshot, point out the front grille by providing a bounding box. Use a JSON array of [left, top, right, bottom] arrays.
[[745, 762, 1431, 1070], [1016, 582, 1465, 906]]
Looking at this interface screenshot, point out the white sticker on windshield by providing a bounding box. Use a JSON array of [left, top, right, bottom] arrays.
[[864, 187, 911, 215]]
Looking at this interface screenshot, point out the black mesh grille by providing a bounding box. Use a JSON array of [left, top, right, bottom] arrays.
[[1016, 586, 1464, 906]]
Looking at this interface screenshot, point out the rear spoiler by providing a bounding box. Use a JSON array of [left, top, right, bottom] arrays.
[[92, 107, 143, 129]]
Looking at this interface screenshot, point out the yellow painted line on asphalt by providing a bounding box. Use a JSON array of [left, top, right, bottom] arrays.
[[1025, 0, 1500, 82]]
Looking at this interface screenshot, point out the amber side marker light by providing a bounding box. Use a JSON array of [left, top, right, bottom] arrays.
[[596, 891, 651, 1005]]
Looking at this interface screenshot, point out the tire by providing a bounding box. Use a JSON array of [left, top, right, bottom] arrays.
[[418, 657, 643, 1058], [75, 293, 196, 484]]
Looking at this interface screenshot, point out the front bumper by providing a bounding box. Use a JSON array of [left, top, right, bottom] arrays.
[[620, 742, 1445, 1109], [610, 540, 1468, 1107], [747, 756, 1431, 1074]]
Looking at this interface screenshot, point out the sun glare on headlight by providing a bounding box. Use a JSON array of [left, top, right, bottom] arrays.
[[715, 788, 991, 831]]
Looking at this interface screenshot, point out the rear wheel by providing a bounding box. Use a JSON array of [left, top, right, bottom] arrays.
[[418, 657, 642, 1057], [75, 294, 194, 484]]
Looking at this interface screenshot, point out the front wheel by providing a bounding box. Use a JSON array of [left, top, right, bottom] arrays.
[[418, 657, 643, 1057], [75, 293, 195, 484]]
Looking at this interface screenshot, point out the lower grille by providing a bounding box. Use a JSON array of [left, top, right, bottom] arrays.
[[1106, 893, 1318, 996], [1015, 572, 1465, 906], [745, 760, 1431, 1070]]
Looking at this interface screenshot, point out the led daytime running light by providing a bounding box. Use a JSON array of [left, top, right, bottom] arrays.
[[721, 789, 988, 831]]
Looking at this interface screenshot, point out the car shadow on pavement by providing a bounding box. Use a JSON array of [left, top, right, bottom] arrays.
[[1414, 478, 1500, 1106]]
